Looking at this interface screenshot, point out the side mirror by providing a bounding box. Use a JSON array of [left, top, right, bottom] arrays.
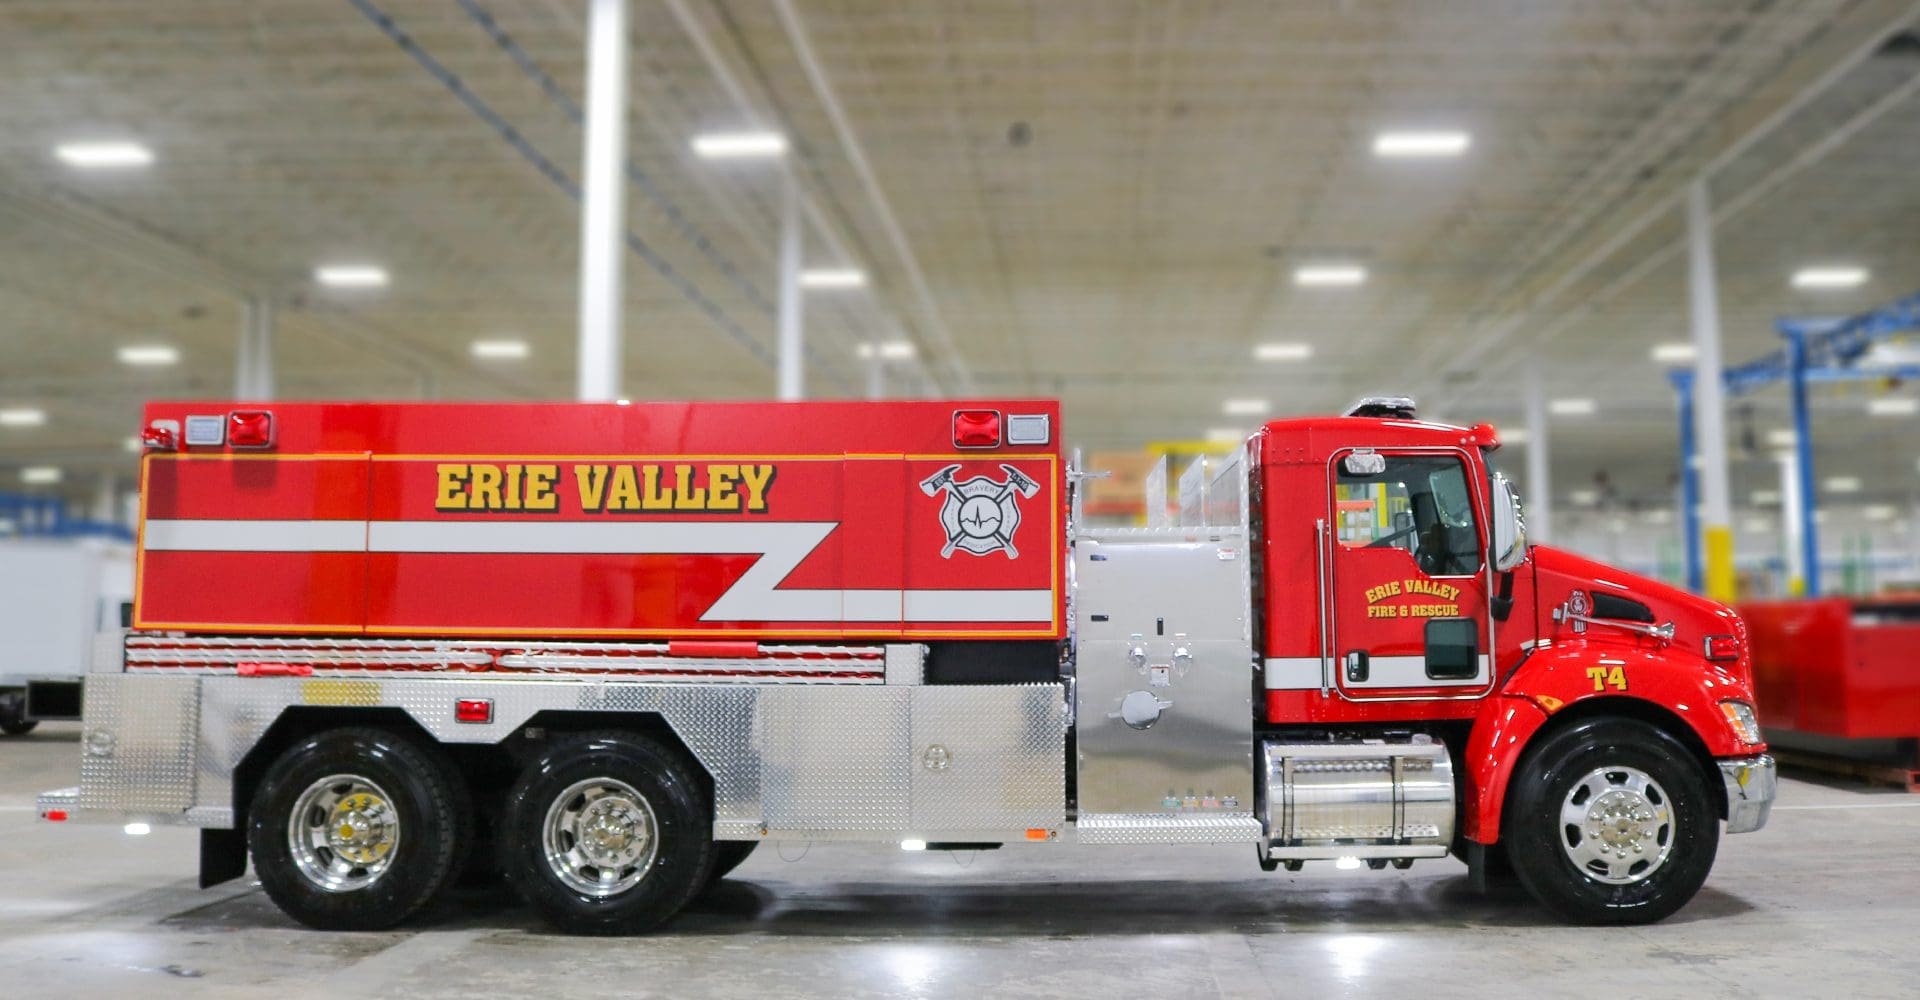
[[1489, 473, 1528, 573]]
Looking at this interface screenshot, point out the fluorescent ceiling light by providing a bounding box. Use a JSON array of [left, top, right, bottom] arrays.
[[470, 339, 530, 361], [1868, 397, 1918, 417], [0, 407, 47, 427], [20, 466, 61, 485], [1751, 489, 1781, 505], [1865, 504, 1899, 521], [1643, 509, 1673, 525], [1253, 342, 1313, 362], [691, 131, 787, 159], [1372, 130, 1470, 158], [123, 436, 143, 453], [1497, 427, 1529, 445], [316, 265, 389, 288], [800, 268, 866, 289], [117, 344, 179, 366], [856, 340, 915, 360], [1743, 516, 1773, 533], [1826, 476, 1862, 494], [1548, 398, 1596, 416], [1206, 427, 1247, 443], [1791, 266, 1868, 290], [1765, 429, 1797, 448], [1650, 342, 1696, 364], [1293, 264, 1367, 287], [1569, 489, 1599, 506], [55, 141, 153, 168], [1222, 398, 1270, 416]]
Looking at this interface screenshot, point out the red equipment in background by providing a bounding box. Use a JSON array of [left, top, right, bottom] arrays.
[[1743, 597, 1920, 768]]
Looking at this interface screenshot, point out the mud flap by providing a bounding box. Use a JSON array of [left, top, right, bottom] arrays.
[[199, 828, 248, 888]]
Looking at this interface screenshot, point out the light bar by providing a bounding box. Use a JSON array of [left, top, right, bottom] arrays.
[[1868, 397, 1917, 417], [1222, 398, 1270, 416], [856, 340, 915, 360], [800, 268, 867, 290], [1825, 476, 1862, 493], [55, 141, 154, 168], [1293, 264, 1367, 287], [1791, 266, 1868, 289], [471, 339, 530, 361], [692, 131, 788, 159], [1548, 398, 1596, 416], [0, 407, 47, 427], [1650, 342, 1696, 364], [117, 344, 180, 366], [1253, 342, 1313, 362], [21, 466, 62, 485], [1372, 130, 1470, 158], [316, 265, 389, 288]]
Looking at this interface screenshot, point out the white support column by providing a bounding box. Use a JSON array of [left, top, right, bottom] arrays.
[[576, 0, 629, 403], [235, 296, 274, 400], [777, 168, 805, 401], [865, 340, 885, 400], [1685, 179, 1735, 600], [90, 472, 117, 524], [1778, 451, 1805, 596], [1524, 363, 1552, 543]]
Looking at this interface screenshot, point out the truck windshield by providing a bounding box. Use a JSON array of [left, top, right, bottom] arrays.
[[1336, 454, 1482, 577]]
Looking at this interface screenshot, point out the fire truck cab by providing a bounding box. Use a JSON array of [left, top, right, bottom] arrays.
[[40, 396, 1774, 933]]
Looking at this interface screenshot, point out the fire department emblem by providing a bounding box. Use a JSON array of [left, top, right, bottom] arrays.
[[919, 463, 1041, 558]]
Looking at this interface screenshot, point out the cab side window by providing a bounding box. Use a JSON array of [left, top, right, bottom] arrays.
[[1335, 455, 1482, 577]]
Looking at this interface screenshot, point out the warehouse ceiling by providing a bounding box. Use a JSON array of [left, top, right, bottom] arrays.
[[2, 0, 1920, 527]]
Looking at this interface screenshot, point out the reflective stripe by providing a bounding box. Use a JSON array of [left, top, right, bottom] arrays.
[[144, 519, 365, 552]]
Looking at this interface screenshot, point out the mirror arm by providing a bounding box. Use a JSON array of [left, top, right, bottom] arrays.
[[1490, 568, 1516, 622]]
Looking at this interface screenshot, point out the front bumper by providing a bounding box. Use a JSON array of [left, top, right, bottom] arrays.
[[1719, 754, 1776, 834]]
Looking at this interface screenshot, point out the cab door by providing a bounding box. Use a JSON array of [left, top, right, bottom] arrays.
[[1325, 449, 1494, 700]]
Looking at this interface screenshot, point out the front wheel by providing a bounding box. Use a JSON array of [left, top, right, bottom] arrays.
[[503, 731, 714, 934], [1505, 717, 1718, 925]]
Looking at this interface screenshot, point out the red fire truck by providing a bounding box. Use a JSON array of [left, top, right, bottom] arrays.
[[39, 396, 1773, 932]]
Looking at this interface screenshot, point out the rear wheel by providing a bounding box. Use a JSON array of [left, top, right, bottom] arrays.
[[1505, 717, 1717, 925], [248, 727, 469, 930], [0, 694, 34, 736], [503, 731, 713, 934]]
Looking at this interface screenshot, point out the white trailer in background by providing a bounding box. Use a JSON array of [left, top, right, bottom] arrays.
[[0, 539, 133, 735]]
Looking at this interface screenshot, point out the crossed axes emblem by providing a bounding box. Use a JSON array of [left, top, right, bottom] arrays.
[[919, 463, 1042, 558]]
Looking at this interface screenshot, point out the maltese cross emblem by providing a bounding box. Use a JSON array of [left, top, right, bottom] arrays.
[[919, 463, 1041, 558]]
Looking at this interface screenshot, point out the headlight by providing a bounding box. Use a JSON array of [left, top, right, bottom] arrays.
[[1719, 700, 1763, 745]]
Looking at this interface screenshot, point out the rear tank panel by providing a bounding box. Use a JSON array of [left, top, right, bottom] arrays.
[[133, 401, 1065, 642]]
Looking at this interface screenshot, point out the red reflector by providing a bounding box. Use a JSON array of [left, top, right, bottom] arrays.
[[140, 424, 178, 451], [455, 699, 493, 724], [1704, 634, 1741, 661], [667, 640, 761, 659], [227, 410, 274, 448], [953, 409, 1002, 448], [236, 661, 314, 677], [45, 810, 68, 822]]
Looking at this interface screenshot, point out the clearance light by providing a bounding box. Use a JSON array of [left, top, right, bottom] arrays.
[[56, 141, 154, 168], [691, 131, 788, 159], [1791, 266, 1867, 290], [117, 345, 179, 366], [454, 699, 493, 724], [1704, 635, 1742, 662], [1253, 342, 1313, 362], [899, 839, 928, 852], [1294, 264, 1367, 287], [953, 409, 1001, 448], [227, 411, 274, 449], [1372, 130, 1470, 158]]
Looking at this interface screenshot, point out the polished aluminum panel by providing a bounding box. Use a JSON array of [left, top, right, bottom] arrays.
[[909, 685, 1066, 837], [75, 673, 200, 816], [1073, 532, 1256, 842]]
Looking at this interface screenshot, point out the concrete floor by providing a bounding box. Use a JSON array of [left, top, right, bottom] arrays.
[[3, 722, 1916, 999]]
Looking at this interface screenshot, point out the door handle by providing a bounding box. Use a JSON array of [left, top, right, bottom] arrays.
[[1344, 650, 1370, 683]]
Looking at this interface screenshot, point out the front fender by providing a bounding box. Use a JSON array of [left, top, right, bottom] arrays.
[[1461, 639, 1759, 844]]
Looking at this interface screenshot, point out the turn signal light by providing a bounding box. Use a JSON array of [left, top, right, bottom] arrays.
[[1703, 634, 1742, 662], [227, 410, 274, 448], [953, 409, 1001, 448], [455, 698, 493, 724]]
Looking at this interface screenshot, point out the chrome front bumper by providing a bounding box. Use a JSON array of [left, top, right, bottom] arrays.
[[1719, 754, 1776, 834]]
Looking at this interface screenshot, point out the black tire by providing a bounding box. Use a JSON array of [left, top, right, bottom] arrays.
[[1, 719, 37, 736], [248, 727, 470, 930], [1505, 717, 1717, 925], [705, 841, 759, 887], [502, 731, 714, 935], [0, 695, 33, 736]]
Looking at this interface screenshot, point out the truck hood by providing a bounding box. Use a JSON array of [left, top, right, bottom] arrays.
[[1528, 544, 1751, 681]]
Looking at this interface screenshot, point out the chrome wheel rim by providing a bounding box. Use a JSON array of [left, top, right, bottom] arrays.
[[288, 773, 401, 893], [542, 777, 659, 897], [1558, 765, 1674, 885]]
